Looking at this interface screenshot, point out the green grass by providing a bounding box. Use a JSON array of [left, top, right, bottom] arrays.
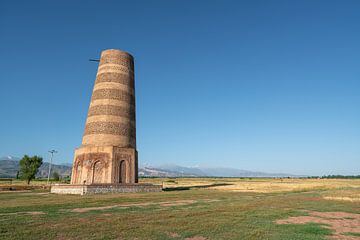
[[0, 179, 359, 239], [344, 232, 360, 237]]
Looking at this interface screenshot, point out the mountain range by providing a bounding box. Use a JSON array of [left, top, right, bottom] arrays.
[[0, 156, 72, 178], [0, 156, 300, 178], [140, 164, 301, 178]]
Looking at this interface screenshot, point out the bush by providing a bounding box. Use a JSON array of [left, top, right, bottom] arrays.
[[52, 171, 60, 181]]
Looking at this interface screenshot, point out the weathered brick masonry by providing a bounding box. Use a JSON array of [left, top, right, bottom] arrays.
[[71, 49, 138, 185]]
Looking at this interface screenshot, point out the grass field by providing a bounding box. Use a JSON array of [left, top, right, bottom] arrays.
[[0, 178, 359, 240]]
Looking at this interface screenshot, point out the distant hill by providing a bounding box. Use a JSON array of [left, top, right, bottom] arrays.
[[142, 164, 301, 178], [139, 166, 201, 177], [0, 159, 20, 178], [0, 156, 72, 178], [0, 156, 300, 178]]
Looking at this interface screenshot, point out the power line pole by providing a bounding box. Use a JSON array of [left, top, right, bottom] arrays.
[[47, 150, 58, 185]]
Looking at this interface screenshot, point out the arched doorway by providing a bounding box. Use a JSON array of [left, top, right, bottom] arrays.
[[119, 160, 126, 183], [92, 161, 103, 183]]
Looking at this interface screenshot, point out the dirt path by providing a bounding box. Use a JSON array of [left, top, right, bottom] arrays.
[[276, 211, 360, 240], [0, 211, 46, 216], [70, 199, 215, 213]]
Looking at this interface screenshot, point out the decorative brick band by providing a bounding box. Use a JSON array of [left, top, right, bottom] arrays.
[[88, 105, 135, 119], [91, 89, 135, 105], [101, 50, 133, 60], [95, 72, 134, 88], [97, 65, 133, 74], [99, 55, 134, 69], [84, 122, 136, 138]]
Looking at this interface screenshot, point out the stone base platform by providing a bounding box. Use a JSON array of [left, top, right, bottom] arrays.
[[51, 183, 162, 195]]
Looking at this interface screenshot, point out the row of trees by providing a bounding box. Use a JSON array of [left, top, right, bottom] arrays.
[[308, 175, 360, 179]]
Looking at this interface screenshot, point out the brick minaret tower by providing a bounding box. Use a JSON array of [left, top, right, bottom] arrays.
[[71, 49, 138, 184]]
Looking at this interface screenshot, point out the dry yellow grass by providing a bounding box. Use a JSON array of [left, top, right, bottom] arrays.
[[321, 188, 360, 202], [0, 178, 63, 185], [141, 177, 360, 193], [3, 178, 360, 202], [211, 178, 360, 193]]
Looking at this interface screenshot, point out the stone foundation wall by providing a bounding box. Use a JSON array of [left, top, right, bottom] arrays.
[[51, 185, 85, 195]]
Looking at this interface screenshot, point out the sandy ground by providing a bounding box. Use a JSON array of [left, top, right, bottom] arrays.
[[276, 211, 360, 240]]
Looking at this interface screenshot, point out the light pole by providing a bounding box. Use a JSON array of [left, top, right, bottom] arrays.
[[47, 150, 58, 185]]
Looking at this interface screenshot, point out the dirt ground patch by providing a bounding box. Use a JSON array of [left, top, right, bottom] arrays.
[[323, 196, 360, 202], [167, 232, 180, 238], [159, 200, 196, 207], [184, 236, 207, 240], [70, 199, 204, 213], [276, 211, 360, 240], [71, 205, 119, 213], [27, 211, 46, 215], [0, 211, 46, 216]]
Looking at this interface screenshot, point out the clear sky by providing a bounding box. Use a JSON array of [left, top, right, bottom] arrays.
[[1, 0, 359, 175]]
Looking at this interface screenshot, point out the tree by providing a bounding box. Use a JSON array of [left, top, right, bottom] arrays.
[[52, 171, 60, 181], [19, 155, 43, 184]]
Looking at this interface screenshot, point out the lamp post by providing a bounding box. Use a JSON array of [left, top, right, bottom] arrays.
[[47, 150, 58, 185]]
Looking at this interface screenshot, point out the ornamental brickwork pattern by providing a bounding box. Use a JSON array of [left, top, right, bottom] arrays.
[[99, 54, 134, 69], [84, 121, 136, 138], [91, 89, 135, 105], [88, 105, 135, 119], [95, 72, 134, 88]]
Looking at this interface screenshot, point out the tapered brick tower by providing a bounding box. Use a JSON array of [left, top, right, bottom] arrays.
[[71, 49, 138, 184]]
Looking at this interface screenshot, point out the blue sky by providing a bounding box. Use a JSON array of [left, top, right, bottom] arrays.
[[0, 0, 359, 175]]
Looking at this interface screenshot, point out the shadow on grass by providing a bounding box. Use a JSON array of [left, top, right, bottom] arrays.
[[163, 183, 233, 191]]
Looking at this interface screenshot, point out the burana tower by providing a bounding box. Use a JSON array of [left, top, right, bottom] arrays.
[[71, 49, 138, 185], [52, 49, 161, 194]]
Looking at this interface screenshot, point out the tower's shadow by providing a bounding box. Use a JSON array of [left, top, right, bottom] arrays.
[[163, 183, 233, 191]]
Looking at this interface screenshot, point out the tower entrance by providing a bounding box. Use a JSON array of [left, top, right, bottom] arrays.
[[119, 160, 126, 183], [92, 161, 103, 183]]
